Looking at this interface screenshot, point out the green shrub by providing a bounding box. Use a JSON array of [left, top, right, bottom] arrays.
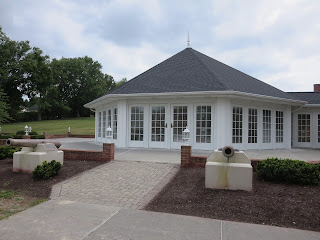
[[30, 135, 45, 139], [0, 135, 13, 139], [32, 160, 62, 180], [257, 158, 320, 185], [13, 135, 23, 139], [16, 130, 38, 135], [16, 130, 26, 135], [0, 146, 20, 160]]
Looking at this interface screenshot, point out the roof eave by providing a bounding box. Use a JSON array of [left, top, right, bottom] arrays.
[[84, 91, 306, 109]]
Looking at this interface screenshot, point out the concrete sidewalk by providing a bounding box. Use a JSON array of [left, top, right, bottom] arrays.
[[0, 200, 318, 240]]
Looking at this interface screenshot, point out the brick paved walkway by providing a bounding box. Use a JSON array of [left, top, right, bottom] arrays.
[[51, 161, 179, 209]]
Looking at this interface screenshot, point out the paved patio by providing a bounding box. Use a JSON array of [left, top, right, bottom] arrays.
[[51, 160, 179, 209]]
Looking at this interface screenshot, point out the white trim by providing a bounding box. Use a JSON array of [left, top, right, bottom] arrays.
[[85, 90, 306, 109]]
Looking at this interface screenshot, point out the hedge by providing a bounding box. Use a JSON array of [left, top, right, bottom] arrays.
[[257, 158, 320, 185]]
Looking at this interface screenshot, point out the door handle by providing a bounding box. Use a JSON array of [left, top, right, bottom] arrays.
[[165, 123, 167, 128], [171, 123, 173, 128]]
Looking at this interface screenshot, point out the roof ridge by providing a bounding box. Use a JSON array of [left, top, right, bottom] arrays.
[[190, 49, 297, 99], [107, 49, 188, 95], [188, 49, 228, 90]]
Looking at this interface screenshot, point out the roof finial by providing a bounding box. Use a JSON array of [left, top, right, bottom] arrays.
[[187, 31, 191, 48]]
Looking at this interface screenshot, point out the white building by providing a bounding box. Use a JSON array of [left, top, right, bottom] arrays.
[[85, 48, 320, 150]]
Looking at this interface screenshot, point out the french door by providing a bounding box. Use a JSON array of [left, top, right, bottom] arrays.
[[171, 105, 188, 149], [149, 106, 167, 148]]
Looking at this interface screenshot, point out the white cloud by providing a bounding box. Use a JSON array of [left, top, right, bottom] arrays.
[[1, 0, 320, 90]]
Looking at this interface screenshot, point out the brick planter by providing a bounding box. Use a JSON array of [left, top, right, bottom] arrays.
[[61, 143, 114, 162], [181, 146, 207, 168]]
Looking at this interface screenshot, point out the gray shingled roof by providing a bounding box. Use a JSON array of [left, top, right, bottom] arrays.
[[287, 92, 320, 104], [105, 48, 298, 100]]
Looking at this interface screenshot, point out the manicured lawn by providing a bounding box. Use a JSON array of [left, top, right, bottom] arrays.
[[0, 117, 95, 135]]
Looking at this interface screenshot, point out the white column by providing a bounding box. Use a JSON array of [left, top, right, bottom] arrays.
[[95, 110, 98, 142], [215, 98, 232, 148], [285, 105, 292, 149], [117, 100, 127, 147]]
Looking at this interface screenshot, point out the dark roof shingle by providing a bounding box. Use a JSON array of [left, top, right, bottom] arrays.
[[287, 92, 320, 104], [106, 48, 298, 100]]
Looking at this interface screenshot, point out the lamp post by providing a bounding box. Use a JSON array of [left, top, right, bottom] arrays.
[[106, 125, 112, 143], [24, 125, 29, 135], [183, 126, 190, 146]]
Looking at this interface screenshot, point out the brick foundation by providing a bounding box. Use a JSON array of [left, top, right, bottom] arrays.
[[181, 146, 207, 168], [61, 143, 114, 162]]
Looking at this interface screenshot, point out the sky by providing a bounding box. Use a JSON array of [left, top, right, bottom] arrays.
[[1, 0, 320, 92]]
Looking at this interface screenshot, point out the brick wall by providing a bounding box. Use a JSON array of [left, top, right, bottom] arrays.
[[44, 132, 95, 139], [0, 139, 7, 146], [181, 146, 207, 168], [61, 143, 114, 162]]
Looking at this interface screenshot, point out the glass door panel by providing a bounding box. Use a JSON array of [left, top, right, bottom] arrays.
[[172, 106, 188, 147], [149, 106, 166, 148]]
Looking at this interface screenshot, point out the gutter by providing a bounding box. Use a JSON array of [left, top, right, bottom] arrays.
[[84, 90, 307, 109]]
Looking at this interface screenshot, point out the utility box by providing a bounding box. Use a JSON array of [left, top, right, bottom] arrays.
[[13, 143, 64, 173], [205, 147, 252, 191]]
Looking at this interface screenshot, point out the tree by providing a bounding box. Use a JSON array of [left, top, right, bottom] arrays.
[[114, 78, 127, 88], [51, 56, 115, 117], [22, 47, 54, 120], [0, 27, 31, 120], [0, 87, 12, 123]]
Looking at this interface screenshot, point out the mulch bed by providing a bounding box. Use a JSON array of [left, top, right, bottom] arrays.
[[0, 159, 105, 198], [144, 168, 320, 232]]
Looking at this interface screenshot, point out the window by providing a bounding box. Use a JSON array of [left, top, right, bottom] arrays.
[[131, 106, 144, 141], [98, 112, 102, 137], [248, 108, 258, 143], [102, 111, 106, 138], [151, 106, 165, 142], [298, 114, 310, 142], [232, 107, 243, 143], [263, 110, 271, 143], [113, 108, 117, 140], [276, 111, 284, 143], [318, 114, 320, 143], [196, 106, 211, 143]]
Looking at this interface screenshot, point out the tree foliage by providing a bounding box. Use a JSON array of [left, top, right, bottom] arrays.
[[0, 27, 121, 120], [0, 27, 31, 119], [51, 56, 115, 117], [0, 87, 12, 123]]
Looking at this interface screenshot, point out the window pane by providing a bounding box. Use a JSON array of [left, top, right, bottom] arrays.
[[232, 107, 243, 143]]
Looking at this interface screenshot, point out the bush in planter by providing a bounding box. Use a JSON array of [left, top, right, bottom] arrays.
[[0, 146, 21, 160], [16, 130, 25, 135], [257, 158, 320, 185], [16, 130, 38, 136], [13, 135, 23, 139], [0, 135, 13, 139], [30, 135, 45, 139], [32, 160, 62, 180]]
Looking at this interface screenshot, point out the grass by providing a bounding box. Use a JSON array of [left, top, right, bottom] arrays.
[[0, 189, 48, 220], [0, 117, 95, 135], [0, 190, 14, 199]]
